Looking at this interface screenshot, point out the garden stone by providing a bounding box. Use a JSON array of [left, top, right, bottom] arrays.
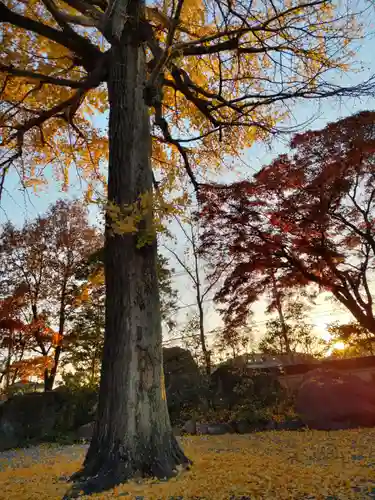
[[182, 419, 196, 434], [207, 423, 233, 435], [265, 420, 277, 431], [296, 368, 375, 430], [232, 420, 254, 434], [76, 421, 94, 441], [276, 419, 305, 431], [196, 422, 210, 434]]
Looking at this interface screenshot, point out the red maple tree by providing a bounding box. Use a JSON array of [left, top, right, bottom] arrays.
[[199, 111, 375, 333]]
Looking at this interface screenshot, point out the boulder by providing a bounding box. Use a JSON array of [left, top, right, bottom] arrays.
[[0, 388, 97, 451], [162, 347, 203, 424], [265, 420, 277, 431], [76, 421, 94, 441], [296, 368, 375, 430], [182, 419, 196, 435], [232, 420, 255, 434], [196, 422, 209, 434], [0, 391, 70, 451], [210, 361, 284, 410], [275, 418, 305, 431], [207, 423, 233, 435]]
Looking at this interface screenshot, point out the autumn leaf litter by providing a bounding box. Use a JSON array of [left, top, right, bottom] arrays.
[[0, 430, 375, 499]]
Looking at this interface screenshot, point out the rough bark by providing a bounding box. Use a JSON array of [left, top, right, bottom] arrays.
[[65, 2, 190, 497]]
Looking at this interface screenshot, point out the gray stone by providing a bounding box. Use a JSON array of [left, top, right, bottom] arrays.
[[206, 423, 233, 435], [0, 418, 18, 451], [76, 422, 94, 441], [196, 422, 209, 434], [232, 420, 254, 434], [296, 368, 375, 431], [265, 420, 277, 431], [275, 419, 305, 431], [182, 419, 196, 434], [0, 389, 97, 451]]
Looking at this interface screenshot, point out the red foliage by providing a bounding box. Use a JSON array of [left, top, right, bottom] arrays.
[[199, 111, 375, 333]]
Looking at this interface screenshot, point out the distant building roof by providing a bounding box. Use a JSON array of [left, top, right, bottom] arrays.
[[281, 354, 375, 376]]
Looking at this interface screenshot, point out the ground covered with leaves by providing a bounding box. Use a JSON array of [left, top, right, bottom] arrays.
[[1, 430, 375, 499]]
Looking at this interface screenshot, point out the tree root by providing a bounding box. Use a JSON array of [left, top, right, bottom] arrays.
[[63, 438, 192, 498]]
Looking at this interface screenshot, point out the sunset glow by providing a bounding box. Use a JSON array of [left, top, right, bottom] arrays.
[[331, 341, 346, 351]]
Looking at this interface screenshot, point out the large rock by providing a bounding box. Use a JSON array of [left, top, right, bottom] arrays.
[[163, 347, 203, 424], [0, 388, 97, 451], [76, 421, 94, 441], [182, 419, 196, 434], [196, 422, 209, 434], [296, 368, 375, 430], [0, 391, 70, 451], [207, 423, 234, 435], [232, 420, 255, 434], [275, 418, 305, 431], [210, 360, 283, 410]]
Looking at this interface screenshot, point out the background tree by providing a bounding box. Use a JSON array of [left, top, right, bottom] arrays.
[[0, 285, 28, 391], [0, 200, 101, 390], [199, 111, 375, 336], [213, 323, 256, 362], [163, 212, 230, 375], [258, 300, 326, 359], [327, 321, 375, 357], [1, 0, 373, 494]]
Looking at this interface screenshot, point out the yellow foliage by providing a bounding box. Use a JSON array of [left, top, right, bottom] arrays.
[[0, 0, 364, 236], [1, 430, 375, 499]]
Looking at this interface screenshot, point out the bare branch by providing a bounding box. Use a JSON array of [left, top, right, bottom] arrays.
[[146, 0, 184, 91]]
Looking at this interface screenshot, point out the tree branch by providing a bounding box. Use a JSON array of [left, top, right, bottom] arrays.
[[0, 64, 98, 89], [0, 3, 101, 71], [57, 0, 104, 23]]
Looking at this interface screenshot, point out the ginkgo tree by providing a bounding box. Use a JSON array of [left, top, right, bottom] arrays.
[[1, 0, 374, 496]]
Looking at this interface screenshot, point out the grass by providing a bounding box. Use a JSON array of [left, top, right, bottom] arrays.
[[1, 429, 375, 499]]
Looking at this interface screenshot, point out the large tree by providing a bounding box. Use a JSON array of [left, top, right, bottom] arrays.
[[258, 300, 325, 358], [1, 0, 373, 495], [199, 111, 375, 334]]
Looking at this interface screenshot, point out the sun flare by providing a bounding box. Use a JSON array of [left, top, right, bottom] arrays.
[[319, 331, 347, 357], [331, 341, 346, 351]]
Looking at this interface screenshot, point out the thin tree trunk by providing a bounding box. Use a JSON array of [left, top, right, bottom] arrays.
[[191, 224, 211, 375], [197, 293, 210, 375], [45, 280, 67, 391], [270, 269, 293, 362], [5, 328, 14, 391], [66, 3, 190, 495]]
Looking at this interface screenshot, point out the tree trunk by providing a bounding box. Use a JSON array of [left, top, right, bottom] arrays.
[[191, 225, 211, 376], [197, 294, 211, 376], [66, 4, 190, 496], [333, 289, 375, 336], [5, 328, 14, 391], [270, 269, 293, 362], [45, 281, 67, 391]]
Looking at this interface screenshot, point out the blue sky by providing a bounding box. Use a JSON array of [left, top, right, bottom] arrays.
[[2, 23, 375, 351]]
